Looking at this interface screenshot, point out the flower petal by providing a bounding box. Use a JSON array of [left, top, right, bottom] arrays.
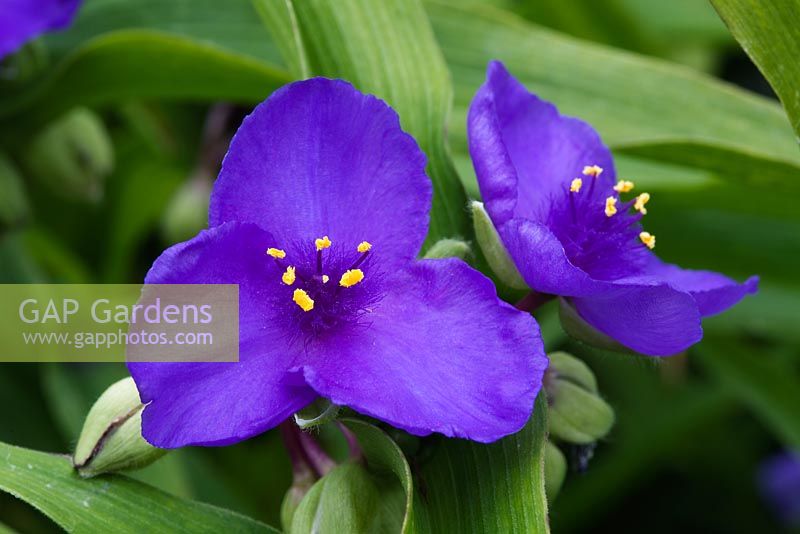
[[0, 0, 81, 58], [640, 258, 759, 316], [468, 60, 615, 225], [572, 281, 703, 356], [302, 258, 546, 443], [210, 78, 431, 268], [128, 222, 316, 448]]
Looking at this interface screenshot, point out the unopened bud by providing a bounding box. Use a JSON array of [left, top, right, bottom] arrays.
[[0, 153, 29, 229], [558, 297, 633, 354], [23, 107, 114, 202], [424, 238, 471, 260], [471, 201, 527, 289], [546, 351, 614, 444], [73, 377, 166, 478], [161, 174, 212, 244], [544, 441, 567, 502]]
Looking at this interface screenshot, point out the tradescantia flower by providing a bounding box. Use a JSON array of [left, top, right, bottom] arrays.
[[759, 451, 800, 527], [129, 78, 547, 448], [0, 0, 82, 59], [468, 61, 758, 356]]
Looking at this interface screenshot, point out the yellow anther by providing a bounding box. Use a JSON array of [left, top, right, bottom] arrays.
[[315, 236, 332, 251], [570, 178, 583, 193], [339, 269, 365, 288], [639, 231, 656, 249], [322, 275, 330, 284], [613, 180, 635, 193], [634, 192, 650, 215], [292, 288, 314, 312], [582, 165, 603, 178], [267, 248, 286, 259], [604, 196, 618, 217], [282, 266, 296, 286], [357, 241, 372, 253]]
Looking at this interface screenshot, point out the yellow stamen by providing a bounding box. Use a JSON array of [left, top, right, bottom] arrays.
[[339, 269, 365, 288], [582, 165, 603, 178], [570, 178, 583, 193], [322, 275, 330, 284], [357, 241, 372, 253], [282, 266, 296, 286], [605, 196, 618, 217], [292, 288, 314, 312], [634, 192, 650, 215], [639, 231, 656, 249], [613, 180, 635, 193], [266, 248, 286, 259], [315, 236, 332, 251]]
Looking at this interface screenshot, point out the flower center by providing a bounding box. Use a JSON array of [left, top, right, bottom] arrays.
[[265, 237, 380, 334], [547, 164, 657, 280]]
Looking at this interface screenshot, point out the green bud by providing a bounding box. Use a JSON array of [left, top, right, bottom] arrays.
[[73, 377, 166, 478], [23, 107, 114, 202], [281, 466, 316, 532], [290, 462, 380, 534], [161, 175, 212, 244], [546, 351, 615, 444], [294, 398, 340, 430], [0, 153, 29, 229], [470, 201, 527, 290], [423, 238, 471, 260], [558, 297, 634, 354], [544, 441, 567, 502]]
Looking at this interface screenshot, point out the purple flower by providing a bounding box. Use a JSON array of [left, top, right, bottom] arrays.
[[759, 451, 800, 527], [129, 78, 547, 448], [468, 61, 758, 356], [0, 0, 82, 59]]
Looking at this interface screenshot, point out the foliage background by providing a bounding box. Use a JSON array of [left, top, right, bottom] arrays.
[[0, 0, 798, 532]]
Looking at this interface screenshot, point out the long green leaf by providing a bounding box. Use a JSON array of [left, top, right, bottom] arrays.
[[428, 0, 800, 190], [412, 394, 550, 533], [0, 441, 279, 533], [711, 0, 800, 138], [0, 30, 289, 137], [255, 0, 469, 246]]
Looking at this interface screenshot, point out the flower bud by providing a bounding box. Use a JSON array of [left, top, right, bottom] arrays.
[[23, 107, 114, 202], [470, 201, 527, 290], [0, 153, 29, 229], [73, 377, 166, 478], [161, 174, 212, 244], [544, 440, 566, 502], [546, 351, 615, 444], [424, 238, 471, 260], [558, 297, 633, 354]]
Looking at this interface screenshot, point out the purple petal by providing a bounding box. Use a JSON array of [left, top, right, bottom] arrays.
[[210, 78, 431, 269], [497, 218, 702, 355], [639, 258, 759, 317], [128, 222, 316, 448], [302, 258, 546, 443], [0, 0, 81, 59], [759, 451, 800, 527], [468, 60, 614, 225], [572, 281, 703, 356]]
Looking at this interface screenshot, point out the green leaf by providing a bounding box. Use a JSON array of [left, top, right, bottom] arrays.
[[711, 0, 800, 138], [256, 0, 469, 246], [428, 0, 800, 191], [412, 393, 549, 533], [696, 338, 800, 449], [0, 30, 290, 137], [0, 441, 279, 533]]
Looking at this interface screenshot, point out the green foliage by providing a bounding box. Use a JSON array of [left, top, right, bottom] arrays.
[[0, 441, 280, 533], [712, 0, 800, 137]]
